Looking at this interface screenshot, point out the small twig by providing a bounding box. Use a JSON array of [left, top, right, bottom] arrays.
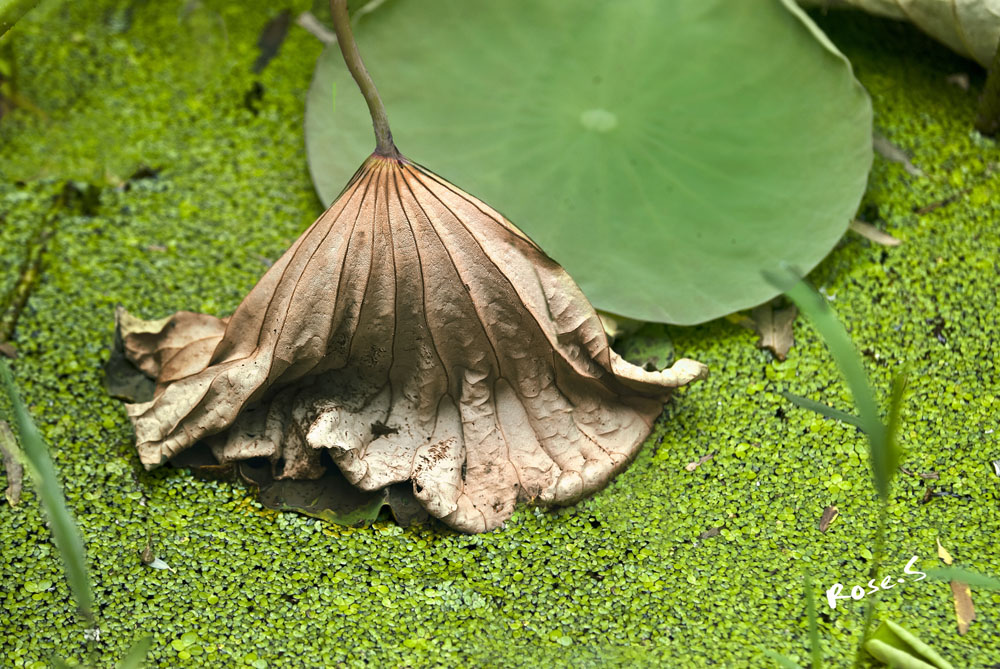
[[296, 11, 336, 45], [0, 226, 53, 344], [683, 451, 716, 472], [0, 183, 84, 346], [848, 220, 901, 247], [912, 191, 965, 215], [872, 131, 923, 177]]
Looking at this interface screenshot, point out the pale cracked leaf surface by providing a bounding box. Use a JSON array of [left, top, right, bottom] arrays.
[[121, 154, 708, 533]]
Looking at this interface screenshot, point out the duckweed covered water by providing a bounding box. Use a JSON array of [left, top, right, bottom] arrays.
[[1, 3, 998, 666]]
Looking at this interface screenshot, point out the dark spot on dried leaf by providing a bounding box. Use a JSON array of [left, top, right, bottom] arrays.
[[371, 421, 398, 437]]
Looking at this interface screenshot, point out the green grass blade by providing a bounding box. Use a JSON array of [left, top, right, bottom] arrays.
[[0, 360, 94, 623], [764, 268, 891, 500], [884, 370, 909, 468], [0, 0, 40, 37], [803, 571, 822, 669], [116, 636, 153, 669], [782, 391, 865, 430], [763, 649, 806, 669], [924, 567, 1000, 589]]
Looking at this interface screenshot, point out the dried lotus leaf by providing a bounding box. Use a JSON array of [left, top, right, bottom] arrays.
[[116, 0, 707, 533], [119, 154, 707, 533]]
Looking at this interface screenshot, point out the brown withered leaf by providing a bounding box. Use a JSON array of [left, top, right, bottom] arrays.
[[937, 538, 976, 635], [104, 315, 156, 403], [818, 505, 838, 532], [950, 581, 976, 635], [751, 301, 797, 361], [920, 484, 935, 504], [237, 459, 421, 527], [118, 154, 708, 533]]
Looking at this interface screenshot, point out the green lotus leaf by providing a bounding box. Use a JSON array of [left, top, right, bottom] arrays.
[[305, 0, 872, 324]]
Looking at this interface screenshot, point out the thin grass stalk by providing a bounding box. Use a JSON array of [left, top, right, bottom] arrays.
[[0, 360, 94, 624], [804, 570, 822, 668]]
